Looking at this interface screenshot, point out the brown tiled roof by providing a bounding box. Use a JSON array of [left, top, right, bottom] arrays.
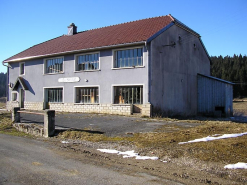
[[4, 15, 175, 62]]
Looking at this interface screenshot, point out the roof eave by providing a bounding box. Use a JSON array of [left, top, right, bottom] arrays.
[[198, 73, 235, 85], [3, 41, 146, 63]]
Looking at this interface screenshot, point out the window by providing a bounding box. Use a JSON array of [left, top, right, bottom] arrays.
[[47, 88, 63, 103], [44, 57, 63, 74], [75, 53, 99, 71], [114, 48, 143, 68], [20, 62, 25, 75], [75, 87, 99, 103], [12, 92, 18, 101], [114, 86, 143, 104]]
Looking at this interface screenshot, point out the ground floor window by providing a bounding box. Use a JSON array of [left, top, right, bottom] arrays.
[[75, 87, 99, 103], [47, 88, 63, 103], [114, 86, 143, 104], [12, 92, 18, 101]]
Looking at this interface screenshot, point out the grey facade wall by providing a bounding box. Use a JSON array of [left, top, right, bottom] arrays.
[[7, 46, 150, 115], [149, 25, 210, 116], [197, 75, 233, 117]]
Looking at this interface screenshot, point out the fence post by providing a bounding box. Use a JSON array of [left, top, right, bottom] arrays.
[[43, 110, 55, 137], [12, 107, 20, 122]]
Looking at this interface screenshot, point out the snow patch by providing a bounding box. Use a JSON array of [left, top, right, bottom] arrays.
[[97, 149, 119, 154], [179, 132, 247, 144], [224, 162, 247, 169], [61, 141, 69, 144], [97, 149, 158, 160]]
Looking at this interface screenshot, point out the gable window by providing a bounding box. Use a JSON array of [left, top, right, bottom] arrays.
[[12, 92, 18, 101], [20, 62, 25, 75], [44, 57, 63, 74], [75, 53, 99, 71], [114, 86, 143, 104], [75, 87, 99, 103], [47, 88, 63, 102], [114, 48, 143, 68]]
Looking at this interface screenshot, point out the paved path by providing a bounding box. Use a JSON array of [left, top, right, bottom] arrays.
[[0, 134, 182, 185], [19, 112, 199, 136]]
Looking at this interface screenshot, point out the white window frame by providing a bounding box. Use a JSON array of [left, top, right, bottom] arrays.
[[111, 84, 144, 104], [11, 91, 18, 102], [74, 85, 100, 104], [43, 56, 64, 75], [112, 46, 145, 69], [43, 86, 64, 103], [19, 62, 25, 75], [74, 52, 100, 72]]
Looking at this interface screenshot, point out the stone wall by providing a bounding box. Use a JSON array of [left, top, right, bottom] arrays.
[[24, 102, 44, 110], [6, 101, 19, 111], [13, 123, 44, 137], [7, 101, 152, 117], [142, 103, 152, 117], [49, 103, 133, 115]]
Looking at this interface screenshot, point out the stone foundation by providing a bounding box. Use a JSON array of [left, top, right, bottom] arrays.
[[142, 103, 152, 117], [49, 103, 133, 115], [24, 102, 44, 110], [7, 101, 152, 117], [6, 101, 19, 111]]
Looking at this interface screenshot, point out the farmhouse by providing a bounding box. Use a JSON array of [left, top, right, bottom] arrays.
[[2, 14, 233, 117]]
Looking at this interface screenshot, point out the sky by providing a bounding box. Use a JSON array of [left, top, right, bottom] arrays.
[[0, 0, 246, 73]]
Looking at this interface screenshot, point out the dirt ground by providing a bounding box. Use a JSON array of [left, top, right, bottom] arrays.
[[55, 102, 247, 185], [48, 136, 245, 185], [0, 102, 247, 185]]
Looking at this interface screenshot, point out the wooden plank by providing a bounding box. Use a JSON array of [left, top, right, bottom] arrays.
[[17, 111, 44, 115]]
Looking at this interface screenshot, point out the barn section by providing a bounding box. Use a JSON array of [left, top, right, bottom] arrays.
[[197, 74, 234, 117]]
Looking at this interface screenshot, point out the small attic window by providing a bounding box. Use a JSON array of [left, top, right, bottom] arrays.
[[20, 62, 25, 75]]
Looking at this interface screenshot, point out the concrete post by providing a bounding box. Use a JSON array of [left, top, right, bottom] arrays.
[[43, 110, 55, 137], [12, 107, 20, 122]]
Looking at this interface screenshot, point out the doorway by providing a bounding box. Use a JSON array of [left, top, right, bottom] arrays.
[[19, 89, 25, 108]]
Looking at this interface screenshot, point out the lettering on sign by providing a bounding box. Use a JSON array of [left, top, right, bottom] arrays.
[[58, 77, 80, 83]]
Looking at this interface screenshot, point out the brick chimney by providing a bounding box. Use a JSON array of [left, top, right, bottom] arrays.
[[67, 23, 77, 35]]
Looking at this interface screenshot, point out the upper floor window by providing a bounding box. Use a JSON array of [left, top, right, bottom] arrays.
[[44, 57, 63, 74], [114, 48, 143, 68], [20, 62, 25, 75], [75, 53, 99, 71]]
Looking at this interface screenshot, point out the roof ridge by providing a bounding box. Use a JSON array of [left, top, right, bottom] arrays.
[[3, 14, 177, 62], [168, 14, 175, 22], [82, 15, 171, 32]]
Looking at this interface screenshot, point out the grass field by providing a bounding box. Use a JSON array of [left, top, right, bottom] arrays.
[[233, 100, 247, 116]]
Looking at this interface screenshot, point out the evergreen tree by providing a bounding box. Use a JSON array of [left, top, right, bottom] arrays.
[[210, 54, 247, 98]]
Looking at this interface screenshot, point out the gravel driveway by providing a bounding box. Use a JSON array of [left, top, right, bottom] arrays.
[[19, 112, 201, 136]]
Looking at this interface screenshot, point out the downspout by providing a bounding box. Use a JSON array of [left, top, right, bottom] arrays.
[[2, 61, 10, 101], [145, 41, 151, 104]]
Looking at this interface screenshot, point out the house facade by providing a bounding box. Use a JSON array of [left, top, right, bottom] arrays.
[[3, 15, 211, 117]]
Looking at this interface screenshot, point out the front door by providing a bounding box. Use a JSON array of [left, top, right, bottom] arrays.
[[20, 89, 25, 108]]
